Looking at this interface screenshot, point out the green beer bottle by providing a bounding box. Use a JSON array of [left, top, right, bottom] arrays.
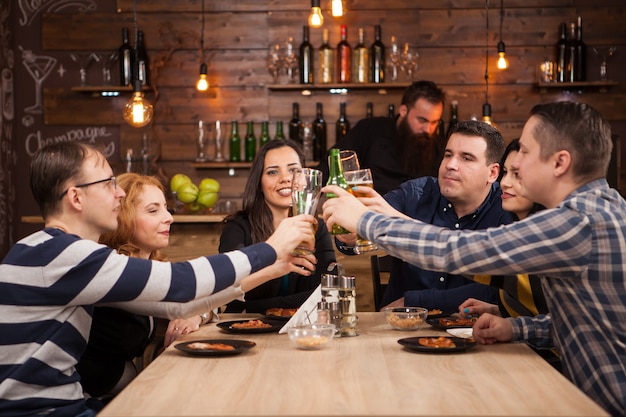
[[229, 121, 241, 162], [326, 148, 350, 234], [244, 121, 256, 162], [274, 120, 286, 140], [259, 121, 271, 147]]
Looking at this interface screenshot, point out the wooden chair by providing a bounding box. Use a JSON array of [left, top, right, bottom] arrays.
[[370, 255, 394, 312]]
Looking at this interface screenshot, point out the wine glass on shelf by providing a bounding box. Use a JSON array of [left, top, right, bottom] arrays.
[[283, 36, 298, 84], [212, 120, 225, 162], [267, 43, 283, 83], [343, 168, 378, 254], [592, 46, 617, 81], [388, 35, 400, 82], [94, 51, 118, 86], [400, 43, 419, 81], [70, 52, 97, 86]]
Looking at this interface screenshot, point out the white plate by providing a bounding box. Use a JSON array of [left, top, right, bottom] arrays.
[[446, 328, 474, 339]]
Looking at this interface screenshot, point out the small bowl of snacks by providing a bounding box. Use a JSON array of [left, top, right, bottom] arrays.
[[288, 324, 336, 350], [384, 307, 428, 331]]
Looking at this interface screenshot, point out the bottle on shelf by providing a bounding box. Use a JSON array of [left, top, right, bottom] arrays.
[[274, 120, 286, 140], [136, 30, 150, 87], [566, 22, 578, 83], [370, 24, 385, 83], [352, 28, 369, 84], [336, 102, 350, 142], [575, 16, 586, 81], [229, 120, 241, 162], [259, 121, 271, 147], [366, 102, 373, 118], [445, 100, 458, 139], [388, 104, 395, 118], [289, 102, 303, 143], [326, 148, 350, 235], [555, 22, 567, 83], [312, 102, 327, 162], [244, 121, 257, 162], [119, 27, 134, 87], [299, 25, 314, 84], [336, 24, 351, 83], [318, 28, 334, 84]]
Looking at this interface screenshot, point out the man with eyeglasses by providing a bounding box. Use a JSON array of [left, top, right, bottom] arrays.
[[0, 142, 316, 417], [318, 80, 445, 196]]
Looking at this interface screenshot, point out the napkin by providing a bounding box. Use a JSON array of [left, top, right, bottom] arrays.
[[278, 284, 322, 334]]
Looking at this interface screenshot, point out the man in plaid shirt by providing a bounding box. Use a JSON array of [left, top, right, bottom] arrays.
[[322, 101, 625, 416]]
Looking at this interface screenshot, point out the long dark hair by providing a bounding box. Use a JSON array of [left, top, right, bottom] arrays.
[[499, 138, 544, 218], [233, 139, 305, 243]]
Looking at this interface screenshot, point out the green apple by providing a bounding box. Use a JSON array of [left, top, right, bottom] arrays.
[[197, 191, 219, 208], [176, 182, 199, 203], [185, 202, 203, 212], [199, 178, 220, 193], [170, 173, 192, 193]]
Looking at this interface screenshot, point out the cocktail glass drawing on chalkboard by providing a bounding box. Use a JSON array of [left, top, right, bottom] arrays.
[[21, 46, 57, 115]]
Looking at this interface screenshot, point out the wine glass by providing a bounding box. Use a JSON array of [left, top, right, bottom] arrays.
[[267, 43, 283, 83], [70, 52, 97, 86], [339, 150, 360, 172], [343, 169, 378, 254], [388, 35, 400, 82], [592, 46, 617, 81], [291, 168, 323, 256], [94, 51, 118, 86], [400, 43, 419, 81], [283, 36, 298, 84], [211, 120, 225, 162]]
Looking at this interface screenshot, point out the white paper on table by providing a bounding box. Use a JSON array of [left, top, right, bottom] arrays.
[[278, 284, 322, 334]]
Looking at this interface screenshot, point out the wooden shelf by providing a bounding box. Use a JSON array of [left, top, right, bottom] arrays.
[[191, 161, 319, 169], [536, 80, 619, 93], [267, 82, 410, 95], [70, 85, 152, 96]]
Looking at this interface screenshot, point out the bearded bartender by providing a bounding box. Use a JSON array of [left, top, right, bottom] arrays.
[[318, 80, 445, 196]]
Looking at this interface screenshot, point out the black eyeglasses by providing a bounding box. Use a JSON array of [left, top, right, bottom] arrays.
[[57, 176, 117, 200]]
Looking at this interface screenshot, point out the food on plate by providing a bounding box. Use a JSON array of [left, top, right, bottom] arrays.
[[438, 317, 477, 327], [230, 319, 272, 329], [418, 337, 456, 348], [386, 312, 424, 329], [266, 308, 297, 317], [428, 309, 442, 316], [186, 342, 235, 351], [293, 335, 329, 349]]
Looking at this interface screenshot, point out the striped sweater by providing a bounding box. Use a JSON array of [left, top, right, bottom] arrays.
[[0, 228, 276, 417]]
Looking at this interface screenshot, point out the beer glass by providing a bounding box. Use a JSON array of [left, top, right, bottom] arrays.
[[291, 168, 323, 256], [339, 149, 360, 172], [343, 168, 378, 254]]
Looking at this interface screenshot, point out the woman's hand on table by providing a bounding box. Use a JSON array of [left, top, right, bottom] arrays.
[[165, 315, 207, 347], [471, 313, 513, 344], [459, 298, 500, 317]]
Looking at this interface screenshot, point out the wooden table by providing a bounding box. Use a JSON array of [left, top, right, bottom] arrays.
[[100, 313, 607, 416]]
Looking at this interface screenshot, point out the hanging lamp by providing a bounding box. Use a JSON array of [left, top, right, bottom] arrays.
[[196, 0, 209, 91], [496, 0, 509, 70], [482, 0, 492, 125], [308, 0, 324, 28]]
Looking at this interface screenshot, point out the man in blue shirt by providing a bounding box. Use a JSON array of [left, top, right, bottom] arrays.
[[321, 101, 625, 416]]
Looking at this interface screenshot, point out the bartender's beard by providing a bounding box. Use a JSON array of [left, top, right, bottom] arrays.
[[397, 116, 440, 178]]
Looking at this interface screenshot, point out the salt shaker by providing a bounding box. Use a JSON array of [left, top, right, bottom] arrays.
[[338, 275, 358, 337], [316, 301, 330, 325]]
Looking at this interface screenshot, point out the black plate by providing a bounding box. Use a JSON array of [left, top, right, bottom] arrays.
[[263, 309, 297, 322], [397, 336, 477, 354], [174, 339, 256, 356], [426, 317, 478, 330], [217, 319, 283, 334], [426, 311, 448, 319]]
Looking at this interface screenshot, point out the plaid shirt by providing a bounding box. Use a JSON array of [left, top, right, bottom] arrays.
[[359, 179, 626, 416]]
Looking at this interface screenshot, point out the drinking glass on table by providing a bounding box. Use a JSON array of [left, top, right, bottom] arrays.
[[291, 168, 323, 256], [343, 169, 378, 254]]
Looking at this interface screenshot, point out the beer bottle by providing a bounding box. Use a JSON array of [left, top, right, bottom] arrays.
[[244, 121, 256, 162], [259, 121, 271, 147], [229, 121, 241, 162], [326, 148, 350, 234], [274, 120, 286, 140]]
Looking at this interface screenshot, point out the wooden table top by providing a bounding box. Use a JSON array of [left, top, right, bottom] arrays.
[[100, 312, 607, 416]]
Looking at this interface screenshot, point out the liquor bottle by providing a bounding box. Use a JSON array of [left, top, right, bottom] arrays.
[[566, 22, 577, 82], [274, 120, 286, 140], [336, 102, 350, 142], [352, 28, 369, 83], [370, 24, 385, 83], [445, 100, 458, 139], [289, 103, 303, 143], [336, 24, 351, 83], [575, 16, 586, 81], [229, 121, 241, 162], [244, 121, 256, 162], [136, 30, 149, 86], [318, 28, 334, 84], [299, 26, 314, 84], [326, 148, 350, 235], [388, 104, 395, 118], [119, 27, 134, 86], [312, 102, 327, 162], [555, 23, 567, 83], [259, 121, 271, 147], [366, 102, 373, 118]]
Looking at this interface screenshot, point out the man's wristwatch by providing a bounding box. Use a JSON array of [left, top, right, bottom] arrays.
[[199, 312, 209, 326]]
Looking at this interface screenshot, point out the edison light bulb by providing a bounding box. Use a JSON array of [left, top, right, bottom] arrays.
[[308, 3, 323, 28], [331, 0, 344, 17], [123, 89, 153, 128], [496, 41, 509, 70], [196, 63, 209, 91]]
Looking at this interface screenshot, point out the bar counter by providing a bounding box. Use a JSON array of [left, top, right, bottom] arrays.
[[100, 313, 606, 416]]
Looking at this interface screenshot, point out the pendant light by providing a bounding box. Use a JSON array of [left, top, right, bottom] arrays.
[[482, 0, 492, 125], [496, 0, 509, 70], [330, 0, 345, 18], [123, 0, 153, 128], [308, 0, 324, 28], [196, 0, 209, 91]]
